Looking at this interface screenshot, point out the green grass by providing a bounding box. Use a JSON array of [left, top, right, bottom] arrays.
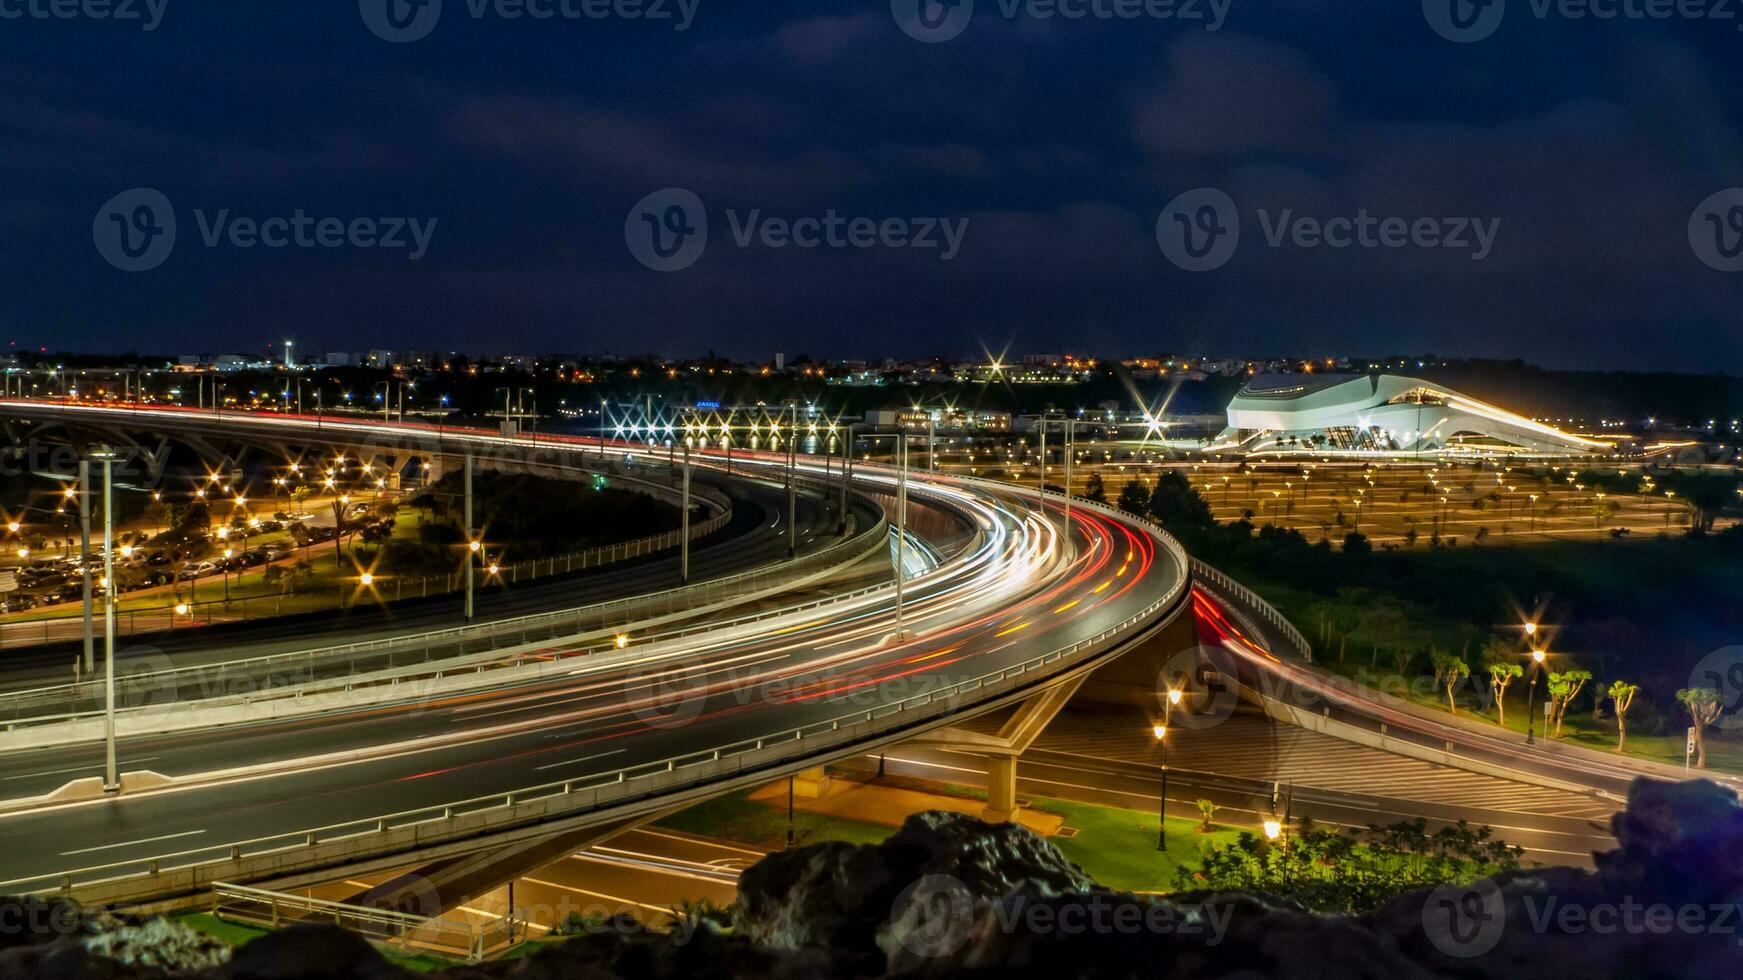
[[1033, 797, 1242, 894], [654, 783, 1241, 896], [654, 787, 895, 849], [1213, 555, 1743, 777]]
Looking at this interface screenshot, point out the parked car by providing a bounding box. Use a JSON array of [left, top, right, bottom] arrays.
[[180, 560, 219, 578]]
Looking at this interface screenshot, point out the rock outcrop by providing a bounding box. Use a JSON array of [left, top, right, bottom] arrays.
[[4, 777, 1739, 978]]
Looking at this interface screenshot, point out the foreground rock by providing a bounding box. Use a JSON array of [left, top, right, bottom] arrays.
[[4, 777, 1739, 978]]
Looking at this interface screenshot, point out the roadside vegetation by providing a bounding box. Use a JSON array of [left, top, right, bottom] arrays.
[[1118, 468, 1743, 772]]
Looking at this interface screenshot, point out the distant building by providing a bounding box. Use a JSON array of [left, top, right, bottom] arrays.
[[1212, 374, 1605, 455]]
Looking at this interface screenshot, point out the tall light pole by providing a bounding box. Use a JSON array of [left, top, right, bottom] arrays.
[[79, 459, 94, 676], [1037, 418, 1048, 500], [789, 404, 799, 558], [838, 427, 851, 536], [96, 448, 119, 793], [1062, 418, 1074, 533], [1524, 639, 1546, 746], [895, 430, 908, 638], [464, 454, 475, 623], [680, 441, 691, 584], [1155, 687, 1181, 849]]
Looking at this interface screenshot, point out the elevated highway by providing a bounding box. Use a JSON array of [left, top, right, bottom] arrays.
[[0, 404, 1194, 909]]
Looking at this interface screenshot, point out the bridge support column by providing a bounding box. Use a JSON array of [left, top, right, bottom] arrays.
[[426, 454, 461, 484], [980, 755, 1019, 824], [791, 766, 832, 799], [321, 811, 667, 917]]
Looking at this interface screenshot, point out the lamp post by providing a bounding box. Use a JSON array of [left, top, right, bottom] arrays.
[[221, 548, 234, 604], [1524, 642, 1546, 746], [680, 441, 691, 584], [464, 454, 476, 622], [90, 447, 120, 793], [1154, 687, 1182, 850], [79, 458, 94, 676]]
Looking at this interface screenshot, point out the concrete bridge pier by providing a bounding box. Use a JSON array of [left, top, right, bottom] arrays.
[[907, 674, 1088, 825], [791, 766, 832, 799], [330, 811, 670, 919]]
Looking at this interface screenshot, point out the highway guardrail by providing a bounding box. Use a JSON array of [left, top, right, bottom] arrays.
[[0, 494, 1189, 903]]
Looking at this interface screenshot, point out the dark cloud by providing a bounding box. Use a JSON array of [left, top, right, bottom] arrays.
[[0, 1, 1738, 370]]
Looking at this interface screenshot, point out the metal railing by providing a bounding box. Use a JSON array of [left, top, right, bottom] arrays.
[[0, 521, 903, 737], [211, 882, 522, 963], [0, 511, 1189, 900], [0, 500, 732, 650], [1189, 558, 1313, 661], [0, 510, 890, 728]]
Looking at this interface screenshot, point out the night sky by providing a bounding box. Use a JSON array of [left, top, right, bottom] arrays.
[[4, 0, 1742, 370]]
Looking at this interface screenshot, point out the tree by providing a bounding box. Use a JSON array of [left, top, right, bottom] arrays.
[[1481, 637, 1523, 725], [1176, 817, 1522, 914], [1147, 472, 1215, 530], [1546, 669, 1592, 737], [1670, 474, 1740, 533], [1116, 481, 1151, 517], [1676, 687, 1725, 768], [1341, 530, 1371, 556], [1197, 798, 1217, 832], [1430, 650, 1470, 713], [1607, 680, 1639, 752], [1083, 471, 1107, 504]]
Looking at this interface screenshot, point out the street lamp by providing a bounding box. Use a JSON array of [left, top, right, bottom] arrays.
[[1524, 646, 1547, 745], [1155, 686, 1183, 850]]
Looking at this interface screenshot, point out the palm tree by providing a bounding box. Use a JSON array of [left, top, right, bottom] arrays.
[[1546, 669, 1592, 737], [1482, 637, 1523, 725], [1676, 687, 1725, 768], [1607, 680, 1639, 752], [1430, 650, 1470, 713]]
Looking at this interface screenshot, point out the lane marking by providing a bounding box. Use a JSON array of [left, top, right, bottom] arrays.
[[533, 749, 627, 773], [62, 829, 205, 856], [4, 758, 159, 782]]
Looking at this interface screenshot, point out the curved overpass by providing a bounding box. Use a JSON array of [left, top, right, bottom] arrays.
[[0, 404, 1193, 906], [0, 401, 865, 660]]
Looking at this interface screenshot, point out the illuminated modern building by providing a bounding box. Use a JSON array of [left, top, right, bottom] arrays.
[[1211, 373, 1606, 455]]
